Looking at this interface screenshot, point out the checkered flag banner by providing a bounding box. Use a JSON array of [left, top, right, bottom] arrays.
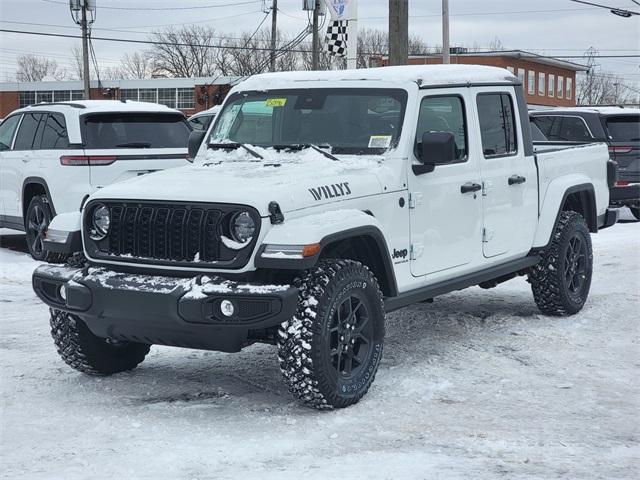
[[325, 20, 348, 57]]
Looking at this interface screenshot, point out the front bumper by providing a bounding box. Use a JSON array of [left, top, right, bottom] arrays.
[[32, 265, 298, 352]]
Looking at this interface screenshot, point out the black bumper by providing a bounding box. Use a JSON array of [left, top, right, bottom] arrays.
[[610, 183, 640, 207], [32, 265, 298, 353]]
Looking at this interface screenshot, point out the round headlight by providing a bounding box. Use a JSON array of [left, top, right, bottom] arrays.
[[90, 204, 110, 240], [230, 211, 255, 244]]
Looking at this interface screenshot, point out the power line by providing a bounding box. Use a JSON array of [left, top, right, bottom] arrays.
[[568, 0, 639, 15], [2, 28, 640, 61], [41, 0, 263, 11]]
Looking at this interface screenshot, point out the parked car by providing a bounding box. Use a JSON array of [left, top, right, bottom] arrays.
[[32, 65, 615, 409], [188, 105, 221, 131], [0, 100, 192, 260], [531, 107, 640, 219]]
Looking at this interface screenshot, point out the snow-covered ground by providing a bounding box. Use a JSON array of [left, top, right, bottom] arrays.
[[1, 212, 639, 480]]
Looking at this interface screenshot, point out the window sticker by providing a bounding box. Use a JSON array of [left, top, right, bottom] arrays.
[[265, 98, 287, 107], [368, 135, 392, 148]]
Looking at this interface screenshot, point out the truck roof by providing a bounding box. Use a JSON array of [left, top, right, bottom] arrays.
[[532, 106, 640, 116], [236, 64, 519, 91], [13, 100, 182, 116]]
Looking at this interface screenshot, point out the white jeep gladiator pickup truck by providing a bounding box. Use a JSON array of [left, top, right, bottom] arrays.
[[32, 65, 617, 409]]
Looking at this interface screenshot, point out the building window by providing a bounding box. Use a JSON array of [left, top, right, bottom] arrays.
[[548, 74, 555, 98], [177, 88, 195, 109], [566, 77, 573, 100], [19, 91, 35, 108], [71, 90, 84, 100], [138, 88, 157, 103], [36, 91, 53, 104], [517, 68, 525, 84], [507, 66, 515, 74], [538, 72, 546, 96], [527, 70, 535, 95], [54, 91, 71, 102], [557, 76, 564, 99], [120, 89, 138, 101], [158, 88, 176, 108]]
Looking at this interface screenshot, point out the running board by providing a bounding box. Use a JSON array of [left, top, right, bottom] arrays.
[[384, 256, 540, 313]]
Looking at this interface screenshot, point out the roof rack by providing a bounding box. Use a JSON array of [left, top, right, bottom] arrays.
[[28, 102, 86, 109]]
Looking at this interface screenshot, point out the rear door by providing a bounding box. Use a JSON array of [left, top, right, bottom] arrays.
[[4, 112, 46, 217], [475, 89, 538, 259], [79, 112, 191, 188], [0, 114, 23, 220], [603, 114, 640, 183]]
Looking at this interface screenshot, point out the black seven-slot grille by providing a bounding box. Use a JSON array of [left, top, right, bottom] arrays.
[[84, 200, 259, 269]]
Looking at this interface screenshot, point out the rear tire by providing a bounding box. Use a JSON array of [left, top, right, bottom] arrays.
[[50, 309, 150, 375], [24, 195, 68, 263], [630, 206, 640, 221], [277, 260, 385, 409], [529, 211, 593, 316]]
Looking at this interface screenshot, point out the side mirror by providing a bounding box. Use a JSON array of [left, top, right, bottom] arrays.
[[188, 130, 207, 161], [413, 131, 456, 175]]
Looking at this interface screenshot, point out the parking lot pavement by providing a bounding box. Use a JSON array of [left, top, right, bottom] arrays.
[[1, 211, 639, 480]]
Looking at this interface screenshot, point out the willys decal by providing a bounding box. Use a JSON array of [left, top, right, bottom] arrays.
[[309, 182, 352, 201]]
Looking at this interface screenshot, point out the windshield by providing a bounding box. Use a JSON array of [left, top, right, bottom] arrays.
[[209, 88, 408, 154], [82, 112, 191, 149], [605, 115, 640, 142]]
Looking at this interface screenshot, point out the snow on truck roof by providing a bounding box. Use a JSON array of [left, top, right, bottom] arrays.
[[532, 106, 640, 116], [236, 64, 518, 91], [18, 100, 182, 115]]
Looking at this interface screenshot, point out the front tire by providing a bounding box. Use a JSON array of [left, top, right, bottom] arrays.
[[50, 309, 150, 375], [24, 195, 68, 263], [529, 211, 593, 316], [278, 260, 385, 409]]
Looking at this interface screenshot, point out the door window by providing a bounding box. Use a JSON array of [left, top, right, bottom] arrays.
[[477, 93, 517, 157], [0, 115, 21, 151], [40, 113, 70, 149], [415, 96, 468, 163], [13, 113, 45, 150]]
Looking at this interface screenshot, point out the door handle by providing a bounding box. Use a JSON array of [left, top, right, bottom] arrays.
[[508, 175, 526, 185], [460, 182, 482, 194]]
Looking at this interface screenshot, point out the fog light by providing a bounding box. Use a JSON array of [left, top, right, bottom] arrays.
[[59, 284, 67, 302], [220, 299, 235, 317]]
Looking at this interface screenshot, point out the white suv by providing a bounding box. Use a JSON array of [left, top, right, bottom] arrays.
[[0, 100, 192, 260]]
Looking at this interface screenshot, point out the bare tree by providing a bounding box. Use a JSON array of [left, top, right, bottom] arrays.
[[15, 54, 66, 82], [577, 47, 636, 105], [119, 51, 154, 79], [150, 25, 220, 77]]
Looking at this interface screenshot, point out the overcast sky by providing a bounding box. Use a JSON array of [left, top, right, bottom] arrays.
[[0, 0, 638, 87]]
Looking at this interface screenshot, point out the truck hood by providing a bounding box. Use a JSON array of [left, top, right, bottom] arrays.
[[89, 148, 388, 216]]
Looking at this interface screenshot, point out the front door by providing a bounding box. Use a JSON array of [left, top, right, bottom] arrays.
[[409, 91, 483, 277], [475, 90, 538, 258]]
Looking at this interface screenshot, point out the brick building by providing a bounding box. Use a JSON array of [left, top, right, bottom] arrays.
[[0, 76, 240, 119], [375, 50, 588, 108]]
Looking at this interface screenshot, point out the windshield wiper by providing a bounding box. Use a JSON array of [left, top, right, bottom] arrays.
[[273, 143, 340, 162], [115, 142, 151, 148], [208, 142, 264, 159]]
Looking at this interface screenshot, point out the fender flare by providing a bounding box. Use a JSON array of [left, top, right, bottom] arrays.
[[22, 177, 57, 217], [533, 182, 597, 249], [255, 210, 399, 296]]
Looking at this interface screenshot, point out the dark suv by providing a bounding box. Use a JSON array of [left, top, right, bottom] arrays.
[[531, 107, 640, 219]]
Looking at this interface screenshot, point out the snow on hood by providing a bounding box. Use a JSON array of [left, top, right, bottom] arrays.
[[89, 146, 388, 216]]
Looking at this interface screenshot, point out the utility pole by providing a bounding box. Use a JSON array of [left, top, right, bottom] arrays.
[[80, 5, 90, 98], [389, 0, 408, 66], [70, 0, 95, 100], [312, 0, 320, 70], [269, 0, 278, 72], [442, 0, 450, 64]]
